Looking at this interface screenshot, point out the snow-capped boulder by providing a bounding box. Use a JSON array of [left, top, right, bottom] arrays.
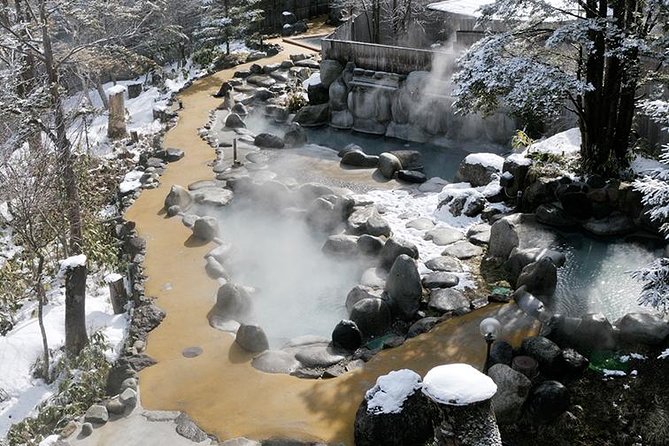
[[456, 153, 504, 187], [354, 370, 437, 446]]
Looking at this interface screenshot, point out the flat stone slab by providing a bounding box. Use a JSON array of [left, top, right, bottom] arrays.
[[422, 271, 460, 289], [406, 218, 436, 231], [441, 241, 483, 259], [192, 187, 234, 207], [467, 223, 491, 245], [294, 344, 346, 368], [425, 256, 464, 272], [424, 227, 464, 246], [428, 288, 470, 314], [252, 350, 300, 374]]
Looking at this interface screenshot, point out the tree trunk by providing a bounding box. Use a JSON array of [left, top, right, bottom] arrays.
[[65, 264, 89, 356], [36, 256, 50, 381], [39, 0, 88, 355]]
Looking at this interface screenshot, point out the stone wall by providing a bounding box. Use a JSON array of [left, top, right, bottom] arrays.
[[322, 59, 516, 145]]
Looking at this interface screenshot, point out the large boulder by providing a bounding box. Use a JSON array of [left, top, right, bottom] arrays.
[[332, 319, 363, 350], [293, 103, 330, 127], [527, 380, 570, 423], [488, 364, 532, 424], [389, 150, 423, 171], [616, 313, 669, 346], [341, 150, 380, 168], [422, 271, 459, 289], [515, 257, 558, 297], [354, 370, 437, 446], [225, 113, 246, 129], [320, 59, 344, 87], [385, 255, 423, 321], [283, 123, 307, 147], [379, 238, 419, 269], [322, 234, 359, 257], [346, 286, 383, 313], [521, 336, 562, 376], [192, 216, 219, 242], [505, 247, 565, 283], [254, 133, 285, 149], [428, 288, 470, 314], [307, 82, 329, 105], [455, 153, 504, 187], [378, 153, 402, 179], [164, 185, 192, 212], [350, 298, 392, 338], [212, 283, 252, 321], [488, 214, 557, 261], [235, 324, 269, 353], [329, 78, 348, 111]]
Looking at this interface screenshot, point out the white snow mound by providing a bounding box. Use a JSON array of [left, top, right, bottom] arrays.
[[525, 127, 581, 156], [365, 369, 423, 414], [422, 363, 497, 405], [463, 153, 504, 170]]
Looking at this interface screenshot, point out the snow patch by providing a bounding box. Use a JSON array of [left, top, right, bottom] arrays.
[[107, 84, 127, 96], [506, 153, 532, 166], [104, 273, 123, 283], [463, 152, 504, 170], [365, 369, 422, 414], [422, 363, 497, 405], [303, 72, 321, 89], [602, 369, 627, 377], [525, 128, 581, 156], [119, 170, 144, 194], [658, 348, 669, 360], [58, 255, 87, 276]]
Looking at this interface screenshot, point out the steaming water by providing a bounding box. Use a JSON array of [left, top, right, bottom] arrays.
[[551, 234, 664, 320], [292, 35, 323, 49], [214, 203, 363, 348]]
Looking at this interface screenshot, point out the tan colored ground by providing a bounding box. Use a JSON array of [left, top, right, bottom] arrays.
[[125, 39, 538, 445]]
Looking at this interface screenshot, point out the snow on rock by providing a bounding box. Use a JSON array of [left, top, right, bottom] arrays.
[[463, 153, 504, 170], [524, 127, 581, 156], [631, 154, 667, 175], [119, 170, 144, 194], [602, 369, 627, 377], [659, 348, 669, 360], [365, 369, 423, 414], [422, 363, 497, 406], [505, 153, 532, 166], [0, 201, 13, 223], [104, 273, 123, 283], [107, 84, 127, 96], [303, 72, 321, 89]]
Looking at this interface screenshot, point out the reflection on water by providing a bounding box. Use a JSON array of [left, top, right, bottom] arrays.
[[552, 234, 663, 320]]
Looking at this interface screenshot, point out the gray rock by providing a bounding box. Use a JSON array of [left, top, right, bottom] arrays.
[[441, 241, 483, 259], [164, 185, 192, 211], [329, 79, 349, 112], [350, 298, 392, 338], [582, 213, 636, 236], [360, 267, 388, 288], [225, 113, 246, 129], [323, 234, 359, 257], [536, 204, 577, 228], [254, 133, 285, 149], [231, 103, 248, 116], [389, 150, 423, 170], [205, 256, 229, 280], [119, 388, 137, 409], [488, 214, 557, 260], [467, 223, 491, 246], [80, 422, 93, 437], [236, 324, 270, 353], [424, 256, 463, 273], [192, 216, 219, 242], [346, 285, 383, 313], [424, 227, 464, 246], [547, 313, 617, 354], [616, 312, 669, 346], [407, 317, 441, 337], [332, 320, 363, 350], [295, 344, 345, 368], [341, 150, 380, 168], [105, 398, 126, 415], [456, 154, 503, 187], [85, 404, 109, 424], [330, 109, 354, 129], [488, 364, 532, 424], [348, 206, 391, 237], [516, 257, 558, 297], [357, 235, 385, 256], [293, 103, 330, 127], [505, 247, 565, 283], [175, 413, 209, 443], [428, 288, 470, 314], [193, 187, 234, 207], [378, 153, 402, 179], [379, 238, 419, 269], [284, 123, 307, 147], [221, 438, 261, 446], [121, 377, 137, 392], [251, 350, 300, 374], [521, 336, 562, 376], [527, 381, 570, 423], [247, 75, 276, 88], [320, 59, 344, 87], [397, 170, 427, 183], [422, 271, 460, 289], [213, 283, 252, 321], [385, 254, 423, 321], [406, 218, 435, 231], [205, 242, 233, 265], [490, 341, 514, 366]]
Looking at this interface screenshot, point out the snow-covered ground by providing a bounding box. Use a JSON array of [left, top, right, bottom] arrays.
[[0, 268, 129, 437]]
